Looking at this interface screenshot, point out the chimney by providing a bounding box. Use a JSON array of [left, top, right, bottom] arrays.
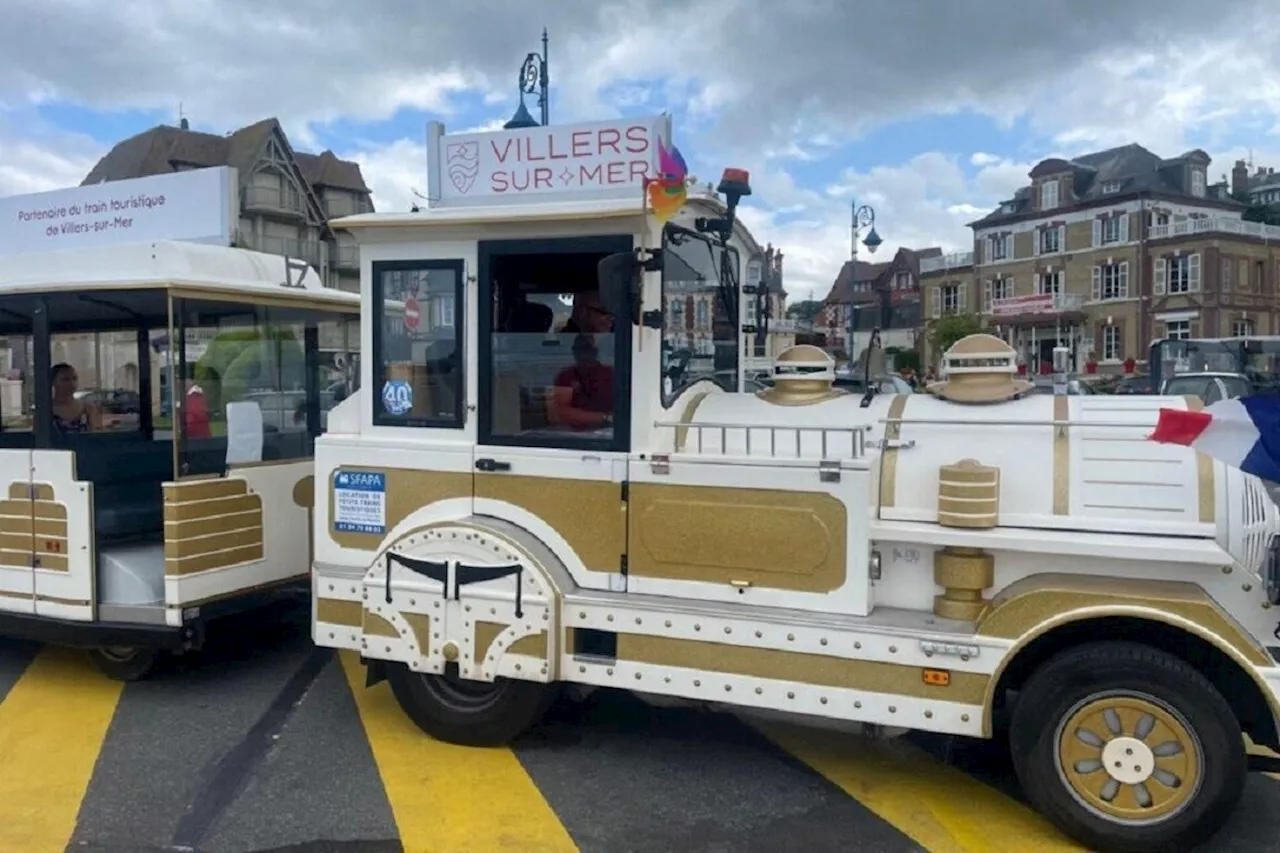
[[1233, 159, 1249, 197]]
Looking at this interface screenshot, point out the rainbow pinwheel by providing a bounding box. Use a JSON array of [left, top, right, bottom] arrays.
[[646, 139, 689, 224]]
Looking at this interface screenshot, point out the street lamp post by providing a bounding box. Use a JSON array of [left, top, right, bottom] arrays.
[[505, 29, 550, 129], [847, 199, 883, 361]]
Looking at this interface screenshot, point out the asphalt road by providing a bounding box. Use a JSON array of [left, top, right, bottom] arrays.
[[2, 603, 1279, 853]]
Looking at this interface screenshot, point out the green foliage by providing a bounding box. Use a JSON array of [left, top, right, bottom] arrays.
[[192, 327, 305, 413], [891, 348, 921, 373], [930, 313, 983, 361], [786, 299, 824, 322], [1242, 203, 1280, 226]]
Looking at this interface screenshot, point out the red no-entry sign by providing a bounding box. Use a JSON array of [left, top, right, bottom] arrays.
[[404, 297, 420, 331]]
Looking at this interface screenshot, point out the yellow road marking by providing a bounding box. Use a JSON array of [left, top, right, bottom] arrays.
[[340, 652, 578, 853], [755, 720, 1087, 853], [1246, 740, 1280, 782], [0, 647, 124, 853]]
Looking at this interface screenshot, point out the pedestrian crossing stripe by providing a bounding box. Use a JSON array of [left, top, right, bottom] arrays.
[[0, 639, 1266, 852]]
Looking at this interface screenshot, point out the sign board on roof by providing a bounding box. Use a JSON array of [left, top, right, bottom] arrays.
[[425, 114, 672, 207], [0, 166, 238, 258]]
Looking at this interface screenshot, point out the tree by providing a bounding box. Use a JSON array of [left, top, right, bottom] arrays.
[[886, 347, 921, 374], [193, 327, 306, 414], [1243, 203, 1280, 226], [786, 299, 825, 322], [929, 313, 983, 361]]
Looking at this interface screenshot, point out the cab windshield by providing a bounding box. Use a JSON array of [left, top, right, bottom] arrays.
[[660, 223, 740, 404]]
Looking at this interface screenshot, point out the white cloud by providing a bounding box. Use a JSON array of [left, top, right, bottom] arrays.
[[4, 0, 1280, 304], [0, 115, 104, 197]]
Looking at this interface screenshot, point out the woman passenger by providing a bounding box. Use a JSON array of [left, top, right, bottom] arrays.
[[51, 363, 101, 433]]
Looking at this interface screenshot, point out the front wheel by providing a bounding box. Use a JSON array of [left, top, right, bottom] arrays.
[[88, 645, 159, 682], [1009, 641, 1246, 853], [386, 663, 557, 747]]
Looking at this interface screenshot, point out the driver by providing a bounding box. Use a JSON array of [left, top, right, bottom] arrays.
[[549, 292, 615, 431]]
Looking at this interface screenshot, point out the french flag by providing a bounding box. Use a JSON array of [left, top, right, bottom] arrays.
[[1148, 397, 1280, 483]]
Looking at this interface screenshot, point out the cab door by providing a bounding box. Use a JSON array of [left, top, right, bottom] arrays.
[[471, 237, 634, 593], [0, 448, 36, 617]]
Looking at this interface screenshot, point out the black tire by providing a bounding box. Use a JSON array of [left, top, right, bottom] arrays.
[[88, 645, 159, 682], [1009, 641, 1246, 853], [386, 663, 557, 747]]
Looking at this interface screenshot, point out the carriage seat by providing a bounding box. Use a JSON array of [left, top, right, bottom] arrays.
[[71, 439, 173, 542]]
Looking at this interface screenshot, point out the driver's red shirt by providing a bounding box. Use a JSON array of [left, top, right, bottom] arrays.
[[553, 362, 613, 413]]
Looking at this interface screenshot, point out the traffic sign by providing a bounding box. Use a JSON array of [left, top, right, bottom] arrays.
[[404, 297, 421, 331]]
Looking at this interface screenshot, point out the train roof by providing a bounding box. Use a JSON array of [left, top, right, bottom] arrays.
[[0, 239, 360, 307]]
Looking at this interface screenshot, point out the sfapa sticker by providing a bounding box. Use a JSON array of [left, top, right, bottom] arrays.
[[333, 470, 386, 534]]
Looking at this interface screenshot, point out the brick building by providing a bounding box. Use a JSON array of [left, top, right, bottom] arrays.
[[920, 144, 1280, 374]]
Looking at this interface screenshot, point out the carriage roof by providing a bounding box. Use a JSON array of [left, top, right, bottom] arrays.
[[0, 239, 360, 308]]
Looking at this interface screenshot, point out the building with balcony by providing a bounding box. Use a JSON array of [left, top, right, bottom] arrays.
[[81, 117, 374, 292], [1231, 159, 1280, 206], [920, 143, 1280, 374], [822, 246, 941, 361]]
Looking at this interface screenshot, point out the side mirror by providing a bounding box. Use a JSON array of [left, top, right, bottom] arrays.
[[598, 251, 643, 326]]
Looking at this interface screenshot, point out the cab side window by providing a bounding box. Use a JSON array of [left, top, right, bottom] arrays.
[[477, 236, 633, 452], [371, 260, 463, 428]]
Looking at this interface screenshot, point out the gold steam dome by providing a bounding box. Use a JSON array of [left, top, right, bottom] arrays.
[[758, 344, 847, 406], [925, 334, 1033, 404]]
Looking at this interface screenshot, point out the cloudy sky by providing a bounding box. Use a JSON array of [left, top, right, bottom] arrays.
[[2, 0, 1278, 300]]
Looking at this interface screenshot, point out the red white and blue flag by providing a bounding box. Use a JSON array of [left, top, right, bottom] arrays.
[[1148, 397, 1280, 482]]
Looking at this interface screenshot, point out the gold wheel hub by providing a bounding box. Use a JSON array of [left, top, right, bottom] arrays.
[[1056, 693, 1201, 822]]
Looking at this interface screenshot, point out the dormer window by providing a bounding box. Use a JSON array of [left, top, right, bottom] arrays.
[[1101, 181, 1122, 194], [1001, 202, 1017, 214], [1040, 179, 1059, 209], [1191, 169, 1206, 197]]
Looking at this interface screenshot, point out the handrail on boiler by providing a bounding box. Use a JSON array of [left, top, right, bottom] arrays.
[[881, 417, 1159, 429], [652, 420, 869, 459]]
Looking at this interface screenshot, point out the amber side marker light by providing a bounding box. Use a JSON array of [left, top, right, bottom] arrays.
[[922, 668, 951, 687]]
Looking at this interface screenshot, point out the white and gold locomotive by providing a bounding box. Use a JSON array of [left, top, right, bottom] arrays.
[[310, 113, 1280, 853]]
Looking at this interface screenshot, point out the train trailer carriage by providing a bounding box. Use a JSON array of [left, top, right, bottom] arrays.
[[0, 239, 360, 680], [310, 113, 1280, 853]]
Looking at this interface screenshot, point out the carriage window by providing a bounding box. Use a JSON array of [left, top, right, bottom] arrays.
[[0, 335, 34, 433], [49, 330, 142, 434], [318, 315, 360, 428], [372, 260, 463, 428], [661, 224, 739, 406], [176, 300, 317, 475]]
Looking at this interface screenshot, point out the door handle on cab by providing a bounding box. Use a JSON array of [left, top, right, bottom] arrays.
[[475, 458, 512, 472]]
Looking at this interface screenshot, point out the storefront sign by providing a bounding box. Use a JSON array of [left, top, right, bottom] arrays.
[[0, 167, 238, 258], [425, 115, 671, 207], [991, 293, 1056, 316]]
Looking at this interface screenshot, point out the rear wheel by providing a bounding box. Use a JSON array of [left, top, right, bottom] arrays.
[[1009, 641, 1245, 853], [386, 663, 557, 747], [88, 645, 158, 682]]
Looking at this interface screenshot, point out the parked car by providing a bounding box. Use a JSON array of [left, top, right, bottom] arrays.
[[1111, 375, 1152, 395], [1161, 372, 1255, 403], [1030, 378, 1096, 395], [833, 373, 915, 395]]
